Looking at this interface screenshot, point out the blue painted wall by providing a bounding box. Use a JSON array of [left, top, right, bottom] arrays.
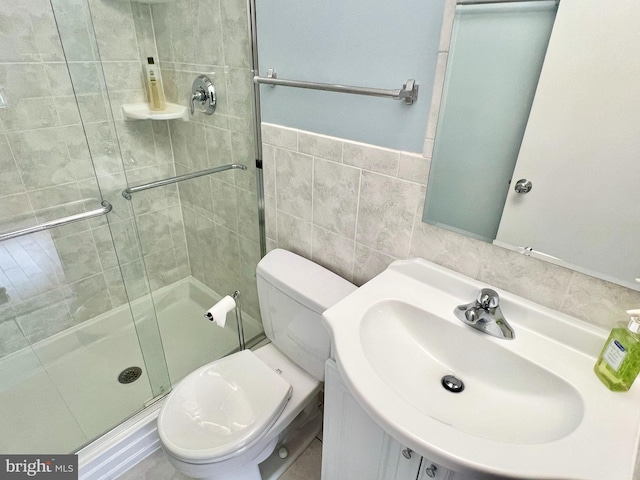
[[256, 0, 446, 153]]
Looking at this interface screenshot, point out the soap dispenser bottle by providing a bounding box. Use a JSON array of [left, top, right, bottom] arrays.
[[145, 57, 166, 111], [594, 309, 640, 391]]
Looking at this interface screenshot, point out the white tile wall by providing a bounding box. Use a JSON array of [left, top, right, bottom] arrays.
[[262, 123, 640, 331]]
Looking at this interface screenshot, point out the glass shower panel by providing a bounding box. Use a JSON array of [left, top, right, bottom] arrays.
[[0, 0, 169, 453]]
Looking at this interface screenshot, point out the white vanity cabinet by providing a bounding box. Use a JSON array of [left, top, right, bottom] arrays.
[[323, 360, 475, 480]]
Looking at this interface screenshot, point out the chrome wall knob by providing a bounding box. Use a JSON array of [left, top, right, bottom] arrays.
[[514, 178, 533, 193], [190, 75, 216, 115]]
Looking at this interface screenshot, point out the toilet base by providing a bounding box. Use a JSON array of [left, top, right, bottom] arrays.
[[259, 403, 322, 480], [163, 436, 278, 480]]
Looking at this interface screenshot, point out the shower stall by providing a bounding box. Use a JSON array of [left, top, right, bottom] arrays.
[[0, 0, 264, 454]]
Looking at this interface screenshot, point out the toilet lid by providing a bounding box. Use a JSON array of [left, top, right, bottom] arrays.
[[158, 350, 292, 463]]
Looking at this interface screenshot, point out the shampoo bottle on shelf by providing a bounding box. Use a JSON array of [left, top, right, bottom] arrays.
[[145, 57, 166, 111], [594, 309, 640, 391]]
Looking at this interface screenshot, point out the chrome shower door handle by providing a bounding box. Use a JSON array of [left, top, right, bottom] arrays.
[[190, 75, 216, 115]]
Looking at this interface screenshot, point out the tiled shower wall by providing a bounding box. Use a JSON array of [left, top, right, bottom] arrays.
[[88, 0, 192, 296], [85, 0, 260, 312], [0, 0, 261, 358], [262, 123, 640, 331], [152, 0, 262, 319], [90, 0, 261, 317]]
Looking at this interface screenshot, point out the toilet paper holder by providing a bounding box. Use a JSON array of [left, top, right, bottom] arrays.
[[205, 290, 246, 351], [230, 290, 246, 351]]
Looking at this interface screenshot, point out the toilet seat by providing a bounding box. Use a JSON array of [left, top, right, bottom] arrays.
[[158, 350, 292, 464]]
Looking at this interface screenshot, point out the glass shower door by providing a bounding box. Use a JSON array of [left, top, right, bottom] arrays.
[[81, 0, 267, 386], [0, 0, 170, 453]]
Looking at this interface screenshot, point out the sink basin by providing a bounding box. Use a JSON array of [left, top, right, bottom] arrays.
[[361, 300, 583, 445], [323, 258, 640, 479]]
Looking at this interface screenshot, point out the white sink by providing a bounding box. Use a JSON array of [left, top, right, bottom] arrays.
[[323, 259, 640, 479], [361, 300, 584, 445]]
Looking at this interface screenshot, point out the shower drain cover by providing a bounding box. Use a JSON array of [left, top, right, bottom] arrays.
[[118, 366, 143, 384]]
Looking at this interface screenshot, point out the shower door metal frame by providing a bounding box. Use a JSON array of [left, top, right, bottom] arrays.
[[247, 0, 267, 258]]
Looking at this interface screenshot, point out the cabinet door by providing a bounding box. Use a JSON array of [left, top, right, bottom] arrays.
[[322, 360, 422, 480]]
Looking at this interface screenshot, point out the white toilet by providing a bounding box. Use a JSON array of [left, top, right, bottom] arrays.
[[157, 249, 357, 480]]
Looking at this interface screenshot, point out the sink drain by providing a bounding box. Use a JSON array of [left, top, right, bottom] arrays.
[[441, 375, 464, 393], [118, 366, 143, 384]]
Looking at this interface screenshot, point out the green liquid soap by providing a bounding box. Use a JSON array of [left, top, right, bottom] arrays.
[[594, 310, 640, 392]]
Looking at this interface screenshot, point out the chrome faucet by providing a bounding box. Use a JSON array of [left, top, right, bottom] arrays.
[[454, 288, 515, 340]]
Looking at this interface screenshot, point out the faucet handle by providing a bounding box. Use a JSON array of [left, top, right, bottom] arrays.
[[477, 288, 499, 309]]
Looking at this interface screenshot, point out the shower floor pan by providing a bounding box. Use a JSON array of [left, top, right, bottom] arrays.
[[0, 276, 262, 454]]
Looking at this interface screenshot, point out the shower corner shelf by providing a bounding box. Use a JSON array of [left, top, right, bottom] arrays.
[[121, 102, 189, 122]]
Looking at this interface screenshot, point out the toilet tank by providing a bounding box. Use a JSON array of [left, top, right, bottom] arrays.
[[256, 249, 357, 381]]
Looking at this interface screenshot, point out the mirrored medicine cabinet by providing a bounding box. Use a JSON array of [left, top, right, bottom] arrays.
[[422, 0, 640, 291]]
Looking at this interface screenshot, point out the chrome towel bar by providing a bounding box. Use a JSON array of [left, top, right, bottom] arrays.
[[0, 201, 112, 243], [122, 163, 248, 200], [254, 69, 419, 105]]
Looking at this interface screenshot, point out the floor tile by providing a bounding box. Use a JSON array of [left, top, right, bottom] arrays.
[[279, 439, 322, 480], [116, 449, 189, 480], [116, 437, 323, 480]]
